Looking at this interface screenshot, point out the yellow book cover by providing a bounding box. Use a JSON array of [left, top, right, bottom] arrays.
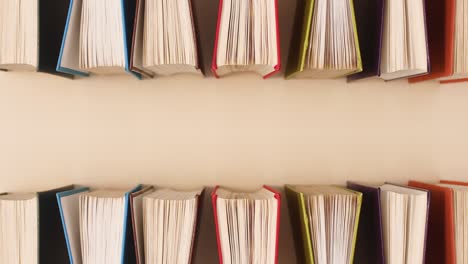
[[285, 0, 315, 79], [285, 0, 362, 79], [349, 0, 363, 74], [286, 185, 363, 264], [285, 185, 315, 264]]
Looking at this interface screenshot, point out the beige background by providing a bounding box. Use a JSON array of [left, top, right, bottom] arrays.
[[0, 73, 467, 192]]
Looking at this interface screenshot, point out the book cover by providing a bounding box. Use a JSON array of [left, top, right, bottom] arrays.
[[408, 181, 456, 264], [409, 0, 456, 83], [285, 185, 314, 264], [285, 0, 315, 79], [347, 0, 384, 81], [56, 186, 90, 264], [346, 182, 384, 264], [38, 185, 75, 263]]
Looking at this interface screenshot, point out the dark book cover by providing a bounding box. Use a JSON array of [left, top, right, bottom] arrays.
[[38, 185, 75, 264], [409, 0, 456, 82], [346, 182, 385, 264], [408, 181, 456, 264], [347, 0, 384, 81], [38, 0, 73, 78]]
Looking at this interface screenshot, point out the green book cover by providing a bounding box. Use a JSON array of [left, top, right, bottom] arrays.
[[286, 185, 363, 264]]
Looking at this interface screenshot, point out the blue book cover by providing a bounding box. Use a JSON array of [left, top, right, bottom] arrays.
[[56, 186, 90, 264]]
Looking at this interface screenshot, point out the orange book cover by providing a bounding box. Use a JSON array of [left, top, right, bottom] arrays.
[[409, 0, 456, 83], [408, 181, 456, 264], [440, 180, 468, 186], [440, 78, 468, 84]]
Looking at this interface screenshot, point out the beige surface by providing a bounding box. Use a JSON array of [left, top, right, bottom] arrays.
[[0, 72, 467, 192]]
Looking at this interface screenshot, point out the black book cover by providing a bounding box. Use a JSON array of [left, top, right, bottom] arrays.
[[346, 182, 385, 264], [38, 185, 74, 264], [39, 0, 73, 78], [347, 0, 384, 81]]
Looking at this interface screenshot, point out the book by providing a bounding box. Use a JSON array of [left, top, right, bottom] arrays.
[[79, 185, 142, 264], [211, 0, 280, 78], [380, 0, 430, 80], [438, 180, 468, 263], [57, 0, 140, 77], [142, 188, 204, 264], [139, 0, 202, 76], [380, 184, 430, 264], [56, 186, 91, 264], [346, 182, 385, 264], [285, 185, 362, 264], [347, 0, 384, 81], [408, 181, 455, 264], [286, 0, 362, 79], [129, 185, 154, 264], [129, 0, 153, 78], [408, 0, 456, 83], [438, 0, 468, 84], [56, 0, 90, 76], [212, 186, 280, 264], [0, 185, 74, 264], [0, 0, 72, 77]]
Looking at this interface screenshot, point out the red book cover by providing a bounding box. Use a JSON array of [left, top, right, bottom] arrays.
[[409, 0, 456, 83], [211, 0, 280, 78], [408, 181, 456, 264], [212, 186, 281, 264]]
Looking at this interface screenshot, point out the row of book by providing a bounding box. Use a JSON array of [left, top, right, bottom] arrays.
[[1, 180, 467, 264], [1, 0, 467, 83]]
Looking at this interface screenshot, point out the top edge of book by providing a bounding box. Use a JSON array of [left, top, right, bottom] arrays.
[[82, 189, 129, 198], [144, 188, 203, 200], [286, 184, 360, 196], [0, 193, 37, 200], [215, 186, 277, 200]]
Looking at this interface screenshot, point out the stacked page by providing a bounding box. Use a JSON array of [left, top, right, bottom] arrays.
[[57, 0, 138, 77], [212, 0, 280, 78], [0, 186, 75, 264], [380, 184, 429, 264], [59, 0, 202, 78], [142, 188, 203, 264], [286, 0, 362, 79], [140, 0, 202, 76], [0, 193, 38, 264], [212, 186, 280, 264], [79, 186, 141, 264], [286, 185, 362, 264], [79, 0, 128, 74], [380, 0, 429, 80], [0, 0, 38, 71]]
